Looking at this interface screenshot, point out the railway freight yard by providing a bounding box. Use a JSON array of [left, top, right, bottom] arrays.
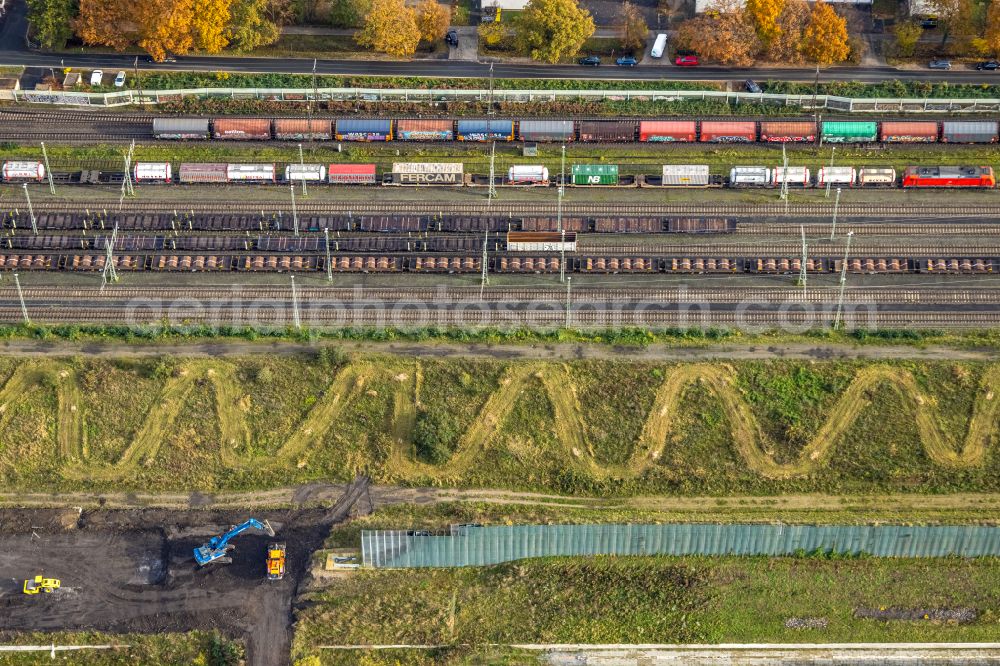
[[6, 98, 1000, 666]]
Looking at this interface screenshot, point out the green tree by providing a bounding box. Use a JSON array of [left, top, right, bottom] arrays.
[[226, 0, 280, 50], [356, 0, 420, 56], [413, 409, 459, 464], [27, 0, 77, 50], [328, 0, 371, 28], [514, 0, 595, 63], [893, 20, 922, 57]]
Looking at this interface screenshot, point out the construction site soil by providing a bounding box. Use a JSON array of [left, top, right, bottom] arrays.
[[0, 476, 372, 666]]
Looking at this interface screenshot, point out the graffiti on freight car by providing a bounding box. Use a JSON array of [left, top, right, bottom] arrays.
[[2, 360, 999, 482]]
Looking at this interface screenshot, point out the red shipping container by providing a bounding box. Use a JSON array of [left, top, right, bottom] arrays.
[[880, 121, 939, 143], [699, 121, 757, 143], [212, 118, 271, 140], [328, 163, 378, 184], [639, 120, 696, 142], [759, 121, 816, 143]]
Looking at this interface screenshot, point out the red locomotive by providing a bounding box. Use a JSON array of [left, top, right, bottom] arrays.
[[901, 166, 996, 188]]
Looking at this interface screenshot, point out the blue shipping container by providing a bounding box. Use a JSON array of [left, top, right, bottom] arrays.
[[335, 119, 392, 141], [456, 119, 514, 141]]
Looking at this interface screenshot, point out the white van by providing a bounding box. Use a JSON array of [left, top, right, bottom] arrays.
[[651, 33, 667, 59], [90, 70, 103, 86]]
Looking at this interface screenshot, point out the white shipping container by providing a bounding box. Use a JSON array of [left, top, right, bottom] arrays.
[[226, 164, 276, 182], [858, 167, 897, 186], [661, 164, 710, 186], [392, 162, 464, 174], [285, 164, 327, 182], [771, 166, 811, 187], [2, 160, 45, 181], [816, 166, 856, 186], [729, 166, 770, 186], [507, 165, 549, 184], [133, 162, 172, 183]]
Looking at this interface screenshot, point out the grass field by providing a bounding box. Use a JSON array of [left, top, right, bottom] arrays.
[[3, 354, 1000, 496], [291, 554, 1000, 664], [0, 631, 241, 665]]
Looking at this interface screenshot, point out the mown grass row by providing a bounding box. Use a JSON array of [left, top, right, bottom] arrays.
[[0, 630, 241, 666]]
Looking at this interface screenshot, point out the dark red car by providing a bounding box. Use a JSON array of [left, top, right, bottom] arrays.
[[675, 54, 699, 66]]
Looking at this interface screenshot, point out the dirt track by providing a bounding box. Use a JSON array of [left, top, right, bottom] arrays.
[[0, 476, 373, 666]]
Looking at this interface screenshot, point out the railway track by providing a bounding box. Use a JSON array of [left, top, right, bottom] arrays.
[[19, 201, 1000, 217], [9, 285, 1000, 304], [1, 305, 996, 329], [576, 242, 1000, 256]]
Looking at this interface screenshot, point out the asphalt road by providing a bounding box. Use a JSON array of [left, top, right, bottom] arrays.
[[0, 0, 994, 86]]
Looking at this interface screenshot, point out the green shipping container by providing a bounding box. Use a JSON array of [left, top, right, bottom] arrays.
[[821, 121, 878, 143], [571, 164, 619, 185]]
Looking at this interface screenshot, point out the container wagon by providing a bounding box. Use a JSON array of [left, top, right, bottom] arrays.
[[213, 118, 271, 140], [660, 164, 711, 187], [729, 166, 770, 186], [390, 162, 464, 185], [273, 119, 332, 141], [335, 119, 392, 141], [577, 120, 637, 142], [395, 119, 454, 141], [2, 161, 45, 182], [858, 167, 896, 186], [879, 121, 938, 143], [815, 166, 855, 186], [518, 120, 574, 142], [456, 119, 514, 141], [571, 164, 618, 185], [771, 166, 810, 187], [179, 163, 229, 184], [507, 165, 550, 185], [902, 166, 996, 188], [153, 118, 210, 140], [821, 121, 878, 143], [639, 120, 696, 142], [700, 121, 757, 143], [759, 121, 816, 143], [133, 162, 172, 183], [941, 121, 998, 144], [328, 164, 378, 184]]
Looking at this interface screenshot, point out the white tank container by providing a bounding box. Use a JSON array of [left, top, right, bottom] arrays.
[[226, 164, 276, 182], [771, 166, 811, 187], [729, 166, 770, 186], [285, 164, 327, 182], [1, 160, 45, 181], [133, 162, 172, 182], [507, 165, 549, 184], [816, 166, 856, 186]]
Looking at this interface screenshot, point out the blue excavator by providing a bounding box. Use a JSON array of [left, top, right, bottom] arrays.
[[194, 518, 275, 566]]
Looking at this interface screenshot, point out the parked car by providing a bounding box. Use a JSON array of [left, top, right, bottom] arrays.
[[114, 71, 126, 87], [921, 15, 938, 28], [745, 79, 762, 93], [977, 60, 1000, 70], [578, 56, 601, 66], [616, 56, 637, 67], [675, 54, 699, 66], [928, 59, 952, 69], [445, 29, 458, 46], [89, 70, 102, 86]]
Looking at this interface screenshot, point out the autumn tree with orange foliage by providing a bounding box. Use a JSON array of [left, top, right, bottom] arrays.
[[75, 0, 133, 51], [619, 1, 649, 52], [357, 0, 420, 56], [801, 0, 849, 64], [675, 8, 758, 66], [983, 0, 1000, 57], [416, 0, 451, 43], [762, 0, 808, 62], [745, 0, 784, 47], [138, 0, 194, 61]]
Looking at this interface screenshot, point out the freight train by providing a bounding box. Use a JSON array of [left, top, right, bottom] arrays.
[[4, 160, 995, 189], [151, 117, 1000, 144]]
